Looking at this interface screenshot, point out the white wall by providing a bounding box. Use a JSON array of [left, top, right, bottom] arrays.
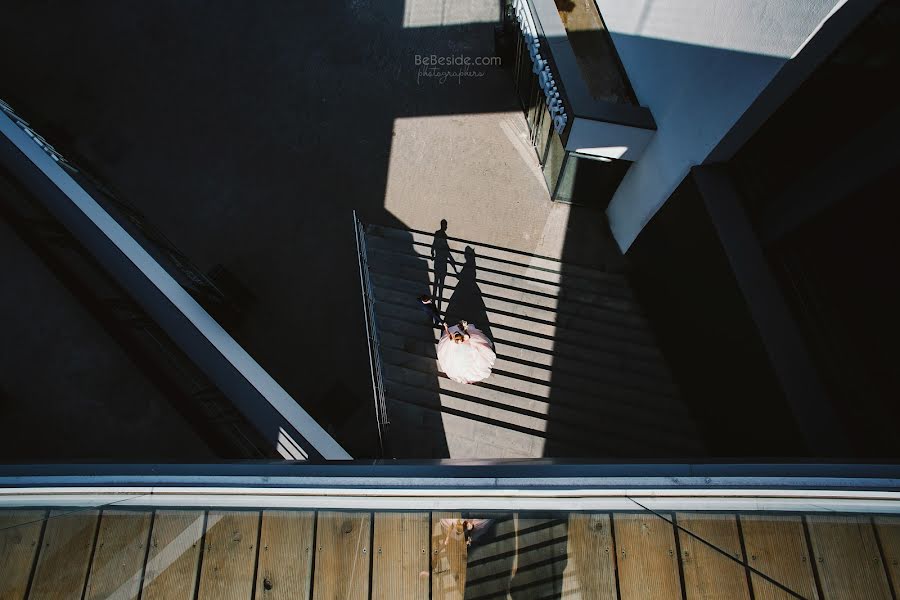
[[600, 0, 844, 251]]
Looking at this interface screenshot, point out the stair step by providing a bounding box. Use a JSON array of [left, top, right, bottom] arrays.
[[366, 247, 637, 307], [373, 295, 663, 363], [384, 375, 705, 457], [372, 283, 652, 343], [371, 274, 649, 343], [362, 224, 699, 459], [384, 378, 595, 457], [384, 383, 550, 457], [365, 223, 616, 283], [378, 323, 678, 399], [381, 347, 698, 430], [382, 400, 450, 458], [376, 313, 673, 382], [370, 271, 648, 335], [365, 235, 630, 296]]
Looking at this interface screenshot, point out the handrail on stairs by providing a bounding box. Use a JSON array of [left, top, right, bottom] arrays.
[[353, 210, 390, 457]]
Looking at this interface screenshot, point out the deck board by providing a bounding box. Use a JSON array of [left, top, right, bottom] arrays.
[[28, 510, 99, 600], [372, 512, 429, 600], [806, 515, 892, 599], [431, 512, 467, 600], [873, 516, 900, 596], [5, 508, 900, 598], [141, 510, 205, 600], [562, 513, 618, 599], [84, 510, 152, 600], [0, 510, 45, 600], [459, 515, 517, 600], [614, 513, 682, 600], [739, 514, 818, 600], [255, 510, 314, 600], [676, 513, 750, 600], [312, 511, 371, 600], [196, 511, 260, 600], [508, 516, 569, 598]]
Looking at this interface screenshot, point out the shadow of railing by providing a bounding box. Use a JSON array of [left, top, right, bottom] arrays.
[[461, 514, 569, 600]]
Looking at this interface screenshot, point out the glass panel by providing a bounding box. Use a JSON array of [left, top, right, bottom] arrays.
[[517, 48, 535, 113], [534, 105, 553, 164], [553, 153, 631, 207], [525, 76, 543, 137], [527, 85, 542, 139], [513, 32, 528, 103], [542, 130, 566, 196]]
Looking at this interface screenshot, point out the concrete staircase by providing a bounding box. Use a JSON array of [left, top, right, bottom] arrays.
[[363, 223, 705, 459]]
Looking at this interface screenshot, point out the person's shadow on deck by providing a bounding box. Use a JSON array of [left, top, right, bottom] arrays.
[[431, 219, 457, 312], [443, 245, 494, 341]]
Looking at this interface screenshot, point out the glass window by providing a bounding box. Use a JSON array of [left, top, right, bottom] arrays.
[[534, 105, 553, 164], [541, 131, 566, 196], [553, 153, 631, 207]]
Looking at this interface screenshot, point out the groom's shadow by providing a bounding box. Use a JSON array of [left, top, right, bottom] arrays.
[[443, 245, 494, 341]]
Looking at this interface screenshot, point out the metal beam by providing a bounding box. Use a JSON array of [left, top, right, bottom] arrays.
[[0, 107, 350, 460]]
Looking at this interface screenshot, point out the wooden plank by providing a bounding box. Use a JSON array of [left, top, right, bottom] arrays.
[[613, 512, 682, 600], [372, 512, 429, 600], [83, 510, 152, 600], [873, 517, 900, 597], [445, 515, 517, 600], [255, 510, 314, 600], [28, 510, 99, 600], [508, 515, 569, 599], [142, 510, 205, 600], [196, 511, 260, 600], [676, 513, 750, 600], [561, 513, 618, 599], [470, 516, 518, 599], [0, 510, 46, 600], [432, 512, 467, 600], [312, 511, 371, 600], [740, 514, 819, 600], [806, 515, 892, 599]]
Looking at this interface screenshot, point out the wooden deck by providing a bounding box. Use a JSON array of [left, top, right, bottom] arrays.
[[1, 509, 898, 599]]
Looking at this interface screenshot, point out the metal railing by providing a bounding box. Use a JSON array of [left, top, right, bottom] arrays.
[[353, 210, 390, 457]]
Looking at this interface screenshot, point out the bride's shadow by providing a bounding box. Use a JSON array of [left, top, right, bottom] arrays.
[[442, 245, 494, 342]]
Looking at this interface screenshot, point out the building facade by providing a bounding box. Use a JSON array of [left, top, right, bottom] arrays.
[[610, 0, 895, 454], [507, 0, 897, 455]]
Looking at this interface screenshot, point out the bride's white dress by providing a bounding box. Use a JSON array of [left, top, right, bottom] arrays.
[[437, 324, 496, 384]]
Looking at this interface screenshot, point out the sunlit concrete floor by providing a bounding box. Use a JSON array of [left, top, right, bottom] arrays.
[[0, 0, 623, 458]]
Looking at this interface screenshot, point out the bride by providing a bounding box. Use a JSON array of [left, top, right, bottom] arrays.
[[437, 320, 496, 384]]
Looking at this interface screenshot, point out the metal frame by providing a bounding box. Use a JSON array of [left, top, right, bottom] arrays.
[[3, 462, 900, 485], [2, 462, 900, 512]]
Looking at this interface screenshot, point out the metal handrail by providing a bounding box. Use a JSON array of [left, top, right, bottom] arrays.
[[353, 210, 389, 457]]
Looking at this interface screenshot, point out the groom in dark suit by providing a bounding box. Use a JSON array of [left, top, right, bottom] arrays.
[[417, 294, 443, 327]]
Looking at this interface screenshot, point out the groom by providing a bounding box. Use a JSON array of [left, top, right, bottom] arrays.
[[417, 294, 443, 327]]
